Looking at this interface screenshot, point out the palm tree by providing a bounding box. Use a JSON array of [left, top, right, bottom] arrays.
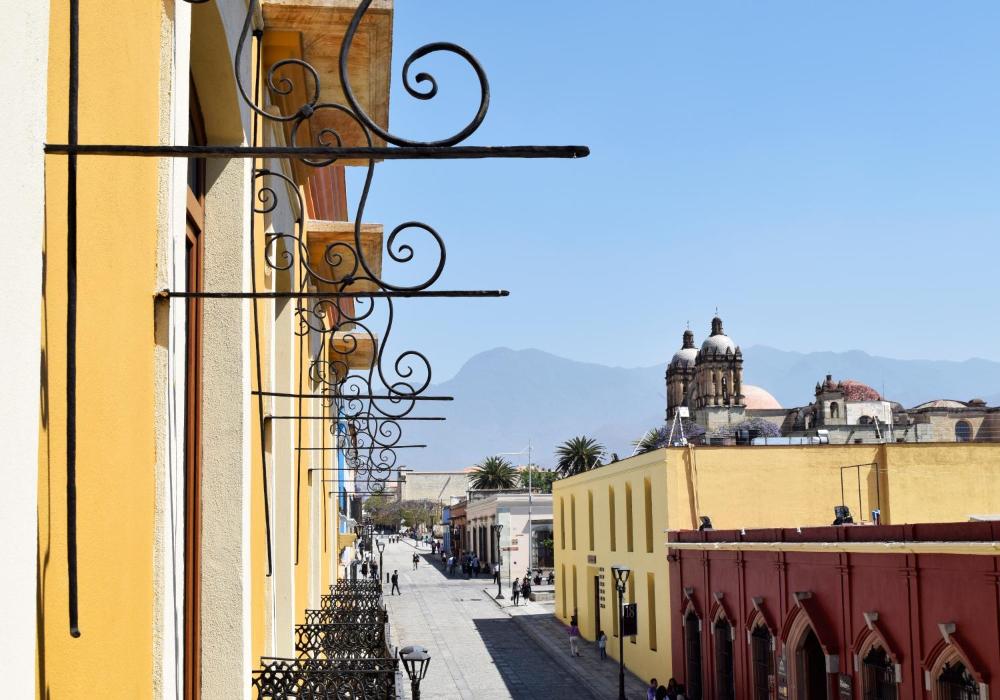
[[554, 436, 606, 477], [469, 455, 518, 490], [633, 426, 669, 454]]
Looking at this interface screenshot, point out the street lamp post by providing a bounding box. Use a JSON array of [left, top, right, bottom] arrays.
[[399, 645, 431, 700], [376, 538, 385, 589], [497, 441, 533, 570], [491, 523, 504, 599], [612, 565, 631, 700]]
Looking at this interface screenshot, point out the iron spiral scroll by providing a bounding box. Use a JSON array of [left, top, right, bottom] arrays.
[[55, 0, 587, 639]]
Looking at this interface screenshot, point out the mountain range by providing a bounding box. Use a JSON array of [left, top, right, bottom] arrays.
[[397, 346, 1000, 471]]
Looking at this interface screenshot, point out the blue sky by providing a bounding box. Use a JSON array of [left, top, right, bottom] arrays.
[[347, 2, 1000, 382]]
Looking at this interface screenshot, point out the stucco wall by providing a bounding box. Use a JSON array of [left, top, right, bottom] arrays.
[[39, 1, 162, 696], [400, 471, 473, 503], [2, 0, 48, 696]]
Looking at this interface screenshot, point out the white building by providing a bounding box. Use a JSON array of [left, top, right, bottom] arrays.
[[465, 493, 553, 582]]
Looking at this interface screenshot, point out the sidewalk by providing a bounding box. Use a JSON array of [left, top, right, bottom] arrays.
[[484, 589, 649, 699], [381, 539, 650, 699]]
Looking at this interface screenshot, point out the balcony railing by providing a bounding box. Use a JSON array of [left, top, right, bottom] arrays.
[[295, 622, 388, 660], [253, 657, 397, 700]]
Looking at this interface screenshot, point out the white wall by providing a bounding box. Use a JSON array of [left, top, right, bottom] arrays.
[[0, 0, 49, 695]]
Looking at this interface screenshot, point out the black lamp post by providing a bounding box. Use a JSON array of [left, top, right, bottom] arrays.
[[611, 565, 631, 700], [399, 645, 431, 700], [491, 523, 504, 599], [376, 538, 385, 589]]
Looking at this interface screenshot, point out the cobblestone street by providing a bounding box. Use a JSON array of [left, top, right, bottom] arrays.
[[381, 539, 648, 699]]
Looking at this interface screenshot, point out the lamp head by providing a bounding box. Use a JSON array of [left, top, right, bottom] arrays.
[[399, 645, 432, 681], [376, 540, 385, 553], [610, 565, 631, 588]]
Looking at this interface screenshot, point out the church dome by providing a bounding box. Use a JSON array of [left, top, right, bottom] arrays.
[[911, 399, 968, 410], [840, 380, 881, 402], [700, 316, 736, 355], [743, 384, 782, 409], [670, 330, 698, 368]]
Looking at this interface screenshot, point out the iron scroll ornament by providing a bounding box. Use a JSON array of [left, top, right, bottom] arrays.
[[226, 0, 491, 147], [56, 0, 589, 640]]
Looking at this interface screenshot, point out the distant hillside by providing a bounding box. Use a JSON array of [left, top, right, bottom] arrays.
[[397, 347, 1000, 471]]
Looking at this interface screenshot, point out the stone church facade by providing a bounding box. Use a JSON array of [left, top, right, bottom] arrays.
[[665, 316, 999, 444]]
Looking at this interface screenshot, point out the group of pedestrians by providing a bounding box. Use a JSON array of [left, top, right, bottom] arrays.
[[445, 551, 490, 578], [647, 678, 686, 700], [510, 576, 533, 606], [359, 558, 379, 582]]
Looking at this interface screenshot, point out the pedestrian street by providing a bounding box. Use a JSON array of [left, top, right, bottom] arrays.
[[379, 538, 648, 699]]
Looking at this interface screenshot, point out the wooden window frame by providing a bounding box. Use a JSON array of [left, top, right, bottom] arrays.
[[183, 77, 206, 700]]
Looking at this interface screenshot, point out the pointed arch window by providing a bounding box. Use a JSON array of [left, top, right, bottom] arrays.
[[713, 616, 735, 700], [750, 623, 774, 700], [684, 610, 703, 700], [861, 645, 896, 699], [938, 662, 979, 699]]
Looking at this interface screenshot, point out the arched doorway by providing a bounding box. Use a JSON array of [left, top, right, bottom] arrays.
[[684, 611, 703, 700], [795, 628, 827, 699], [714, 617, 735, 700], [955, 421, 973, 443]]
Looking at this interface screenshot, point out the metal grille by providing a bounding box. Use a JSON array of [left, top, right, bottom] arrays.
[[304, 607, 387, 626], [685, 613, 703, 700], [295, 623, 388, 660], [751, 625, 773, 700], [252, 657, 397, 700], [938, 663, 980, 700], [320, 593, 385, 612], [861, 646, 897, 700]]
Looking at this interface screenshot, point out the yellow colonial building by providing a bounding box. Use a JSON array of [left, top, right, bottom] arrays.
[[21, 0, 402, 697], [552, 442, 1000, 684]]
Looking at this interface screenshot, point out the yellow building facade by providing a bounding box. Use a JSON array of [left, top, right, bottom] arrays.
[[553, 443, 1000, 684], [31, 0, 394, 697]]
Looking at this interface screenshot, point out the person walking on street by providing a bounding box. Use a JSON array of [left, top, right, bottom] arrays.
[[390, 570, 401, 596], [511, 578, 520, 606], [521, 577, 531, 603], [412, 553, 419, 571], [493, 562, 500, 584], [655, 685, 668, 700], [597, 630, 607, 660], [568, 621, 581, 657], [647, 679, 659, 700], [370, 562, 378, 582], [361, 561, 369, 579]]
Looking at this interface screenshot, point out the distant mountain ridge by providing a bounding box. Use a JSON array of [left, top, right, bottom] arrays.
[[398, 346, 1000, 471]]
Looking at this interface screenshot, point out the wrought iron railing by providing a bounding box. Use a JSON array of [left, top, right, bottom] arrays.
[[320, 595, 385, 612], [304, 607, 387, 626], [50, 0, 586, 636], [331, 580, 382, 594], [295, 622, 388, 660], [253, 657, 397, 700]]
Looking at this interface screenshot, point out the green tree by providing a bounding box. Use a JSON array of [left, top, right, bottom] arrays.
[[554, 436, 606, 477], [470, 455, 518, 490], [519, 464, 558, 493]]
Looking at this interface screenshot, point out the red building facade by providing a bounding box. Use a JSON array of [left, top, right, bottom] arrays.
[[668, 522, 1000, 699]]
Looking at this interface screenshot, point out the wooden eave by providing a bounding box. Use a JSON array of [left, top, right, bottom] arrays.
[[262, 0, 393, 163], [329, 331, 377, 372], [305, 219, 383, 295]]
